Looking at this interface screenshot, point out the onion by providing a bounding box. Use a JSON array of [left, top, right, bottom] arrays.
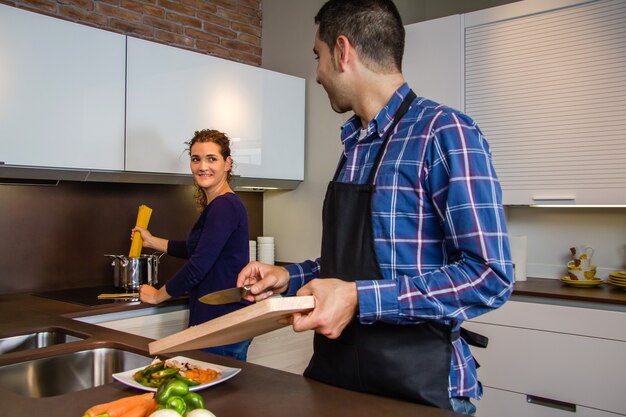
[[186, 409, 217, 417], [149, 409, 183, 417]]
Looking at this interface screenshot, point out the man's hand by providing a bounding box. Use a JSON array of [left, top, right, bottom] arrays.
[[237, 261, 290, 302], [292, 278, 358, 339]]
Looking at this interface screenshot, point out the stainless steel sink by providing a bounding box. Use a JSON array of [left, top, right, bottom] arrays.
[[0, 347, 151, 397], [0, 330, 85, 355]]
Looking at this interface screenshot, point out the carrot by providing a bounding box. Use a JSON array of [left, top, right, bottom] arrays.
[[120, 397, 157, 417], [104, 393, 155, 417], [83, 392, 154, 417], [144, 398, 160, 416]]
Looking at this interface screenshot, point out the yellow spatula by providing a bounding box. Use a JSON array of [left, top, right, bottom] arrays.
[[129, 204, 152, 257]]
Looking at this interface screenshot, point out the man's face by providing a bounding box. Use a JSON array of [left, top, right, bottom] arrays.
[[314, 29, 350, 114]]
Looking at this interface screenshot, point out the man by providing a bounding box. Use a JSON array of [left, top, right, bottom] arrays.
[[238, 0, 513, 414]]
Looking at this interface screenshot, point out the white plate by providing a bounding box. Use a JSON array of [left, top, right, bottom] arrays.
[[112, 355, 241, 392]]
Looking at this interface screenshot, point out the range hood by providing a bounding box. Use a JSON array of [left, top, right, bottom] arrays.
[[0, 164, 301, 191]]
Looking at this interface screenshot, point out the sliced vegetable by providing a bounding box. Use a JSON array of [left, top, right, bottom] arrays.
[[183, 368, 220, 384], [140, 361, 165, 376], [151, 367, 180, 380], [137, 376, 165, 388], [174, 373, 201, 386]]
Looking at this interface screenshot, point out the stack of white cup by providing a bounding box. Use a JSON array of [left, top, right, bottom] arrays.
[[257, 236, 275, 265], [249, 240, 257, 262]]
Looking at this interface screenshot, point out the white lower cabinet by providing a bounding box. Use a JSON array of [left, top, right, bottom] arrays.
[[76, 307, 189, 340], [247, 326, 313, 374], [479, 387, 623, 417], [464, 300, 626, 416], [95, 309, 189, 340]]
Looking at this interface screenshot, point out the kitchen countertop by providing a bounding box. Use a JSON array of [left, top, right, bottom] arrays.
[[512, 277, 626, 306], [3, 278, 622, 417], [0, 292, 461, 417]]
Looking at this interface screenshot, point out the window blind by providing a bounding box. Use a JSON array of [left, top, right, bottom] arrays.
[[465, 0, 626, 204]]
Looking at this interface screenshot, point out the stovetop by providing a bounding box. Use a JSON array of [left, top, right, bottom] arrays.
[[32, 285, 138, 306]]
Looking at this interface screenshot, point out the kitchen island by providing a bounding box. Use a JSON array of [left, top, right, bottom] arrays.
[[0, 292, 462, 417]]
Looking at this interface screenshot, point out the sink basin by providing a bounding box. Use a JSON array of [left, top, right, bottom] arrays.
[[0, 330, 85, 355], [0, 347, 151, 397]]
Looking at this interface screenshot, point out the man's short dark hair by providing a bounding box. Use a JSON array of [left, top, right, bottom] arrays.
[[315, 0, 405, 73]]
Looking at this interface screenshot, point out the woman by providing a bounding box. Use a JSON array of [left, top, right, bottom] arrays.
[[133, 129, 252, 361]]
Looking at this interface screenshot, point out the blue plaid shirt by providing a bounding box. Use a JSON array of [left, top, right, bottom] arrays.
[[284, 83, 513, 400]]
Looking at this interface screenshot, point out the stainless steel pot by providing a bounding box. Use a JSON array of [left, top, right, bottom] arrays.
[[104, 253, 165, 291]]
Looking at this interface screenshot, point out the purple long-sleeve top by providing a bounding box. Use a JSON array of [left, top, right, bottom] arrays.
[[165, 192, 250, 326]]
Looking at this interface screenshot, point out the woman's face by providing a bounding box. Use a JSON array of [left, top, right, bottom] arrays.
[[189, 141, 231, 193]]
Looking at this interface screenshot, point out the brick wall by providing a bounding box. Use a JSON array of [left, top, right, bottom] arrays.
[[0, 0, 262, 65]]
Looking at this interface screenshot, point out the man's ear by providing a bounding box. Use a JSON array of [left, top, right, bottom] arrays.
[[335, 35, 352, 70]]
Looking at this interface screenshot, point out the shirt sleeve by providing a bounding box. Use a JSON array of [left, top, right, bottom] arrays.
[[165, 198, 240, 298], [283, 258, 321, 296], [357, 110, 513, 325], [167, 240, 189, 259]]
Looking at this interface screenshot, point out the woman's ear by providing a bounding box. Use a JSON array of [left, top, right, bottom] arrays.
[[225, 155, 233, 171]]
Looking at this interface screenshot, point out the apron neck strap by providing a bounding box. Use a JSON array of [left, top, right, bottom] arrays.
[[332, 90, 417, 183], [366, 90, 416, 185]]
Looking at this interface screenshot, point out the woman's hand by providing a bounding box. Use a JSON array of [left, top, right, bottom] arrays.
[[139, 284, 171, 304], [236, 261, 290, 302], [131, 226, 168, 253]]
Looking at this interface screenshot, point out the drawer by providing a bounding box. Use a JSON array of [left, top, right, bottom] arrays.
[[464, 321, 626, 415], [471, 301, 626, 342], [93, 309, 189, 340], [477, 386, 624, 417]]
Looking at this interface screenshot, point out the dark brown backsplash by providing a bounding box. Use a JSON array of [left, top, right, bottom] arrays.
[[0, 181, 262, 294]]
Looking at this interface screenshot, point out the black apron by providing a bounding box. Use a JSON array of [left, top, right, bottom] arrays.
[[304, 91, 454, 410]]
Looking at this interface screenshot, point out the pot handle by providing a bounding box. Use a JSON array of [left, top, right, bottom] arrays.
[[104, 254, 129, 267], [153, 251, 166, 261]]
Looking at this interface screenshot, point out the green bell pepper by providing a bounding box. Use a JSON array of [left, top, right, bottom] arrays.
[[183, 392, 205, 411], [165, 396, 187, 416], [156, 379, 190, 404]]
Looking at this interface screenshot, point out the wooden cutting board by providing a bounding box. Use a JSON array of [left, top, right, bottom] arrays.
[[149, 296, 315, 355]]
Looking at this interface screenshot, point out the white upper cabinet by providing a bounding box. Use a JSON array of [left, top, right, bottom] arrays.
[[465, 0, 626, 206], [404, 0, 626, 206], [404, 15, 462, 111], [0, 4, 126, 171], [125, 37, 305, 181]]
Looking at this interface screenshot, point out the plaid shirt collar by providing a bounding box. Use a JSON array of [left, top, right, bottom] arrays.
[[340, 83, 412, 157]]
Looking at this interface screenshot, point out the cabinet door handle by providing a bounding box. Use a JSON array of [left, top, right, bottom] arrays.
[[527, 395, 576, 412], [531, 195, 575, 201]]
